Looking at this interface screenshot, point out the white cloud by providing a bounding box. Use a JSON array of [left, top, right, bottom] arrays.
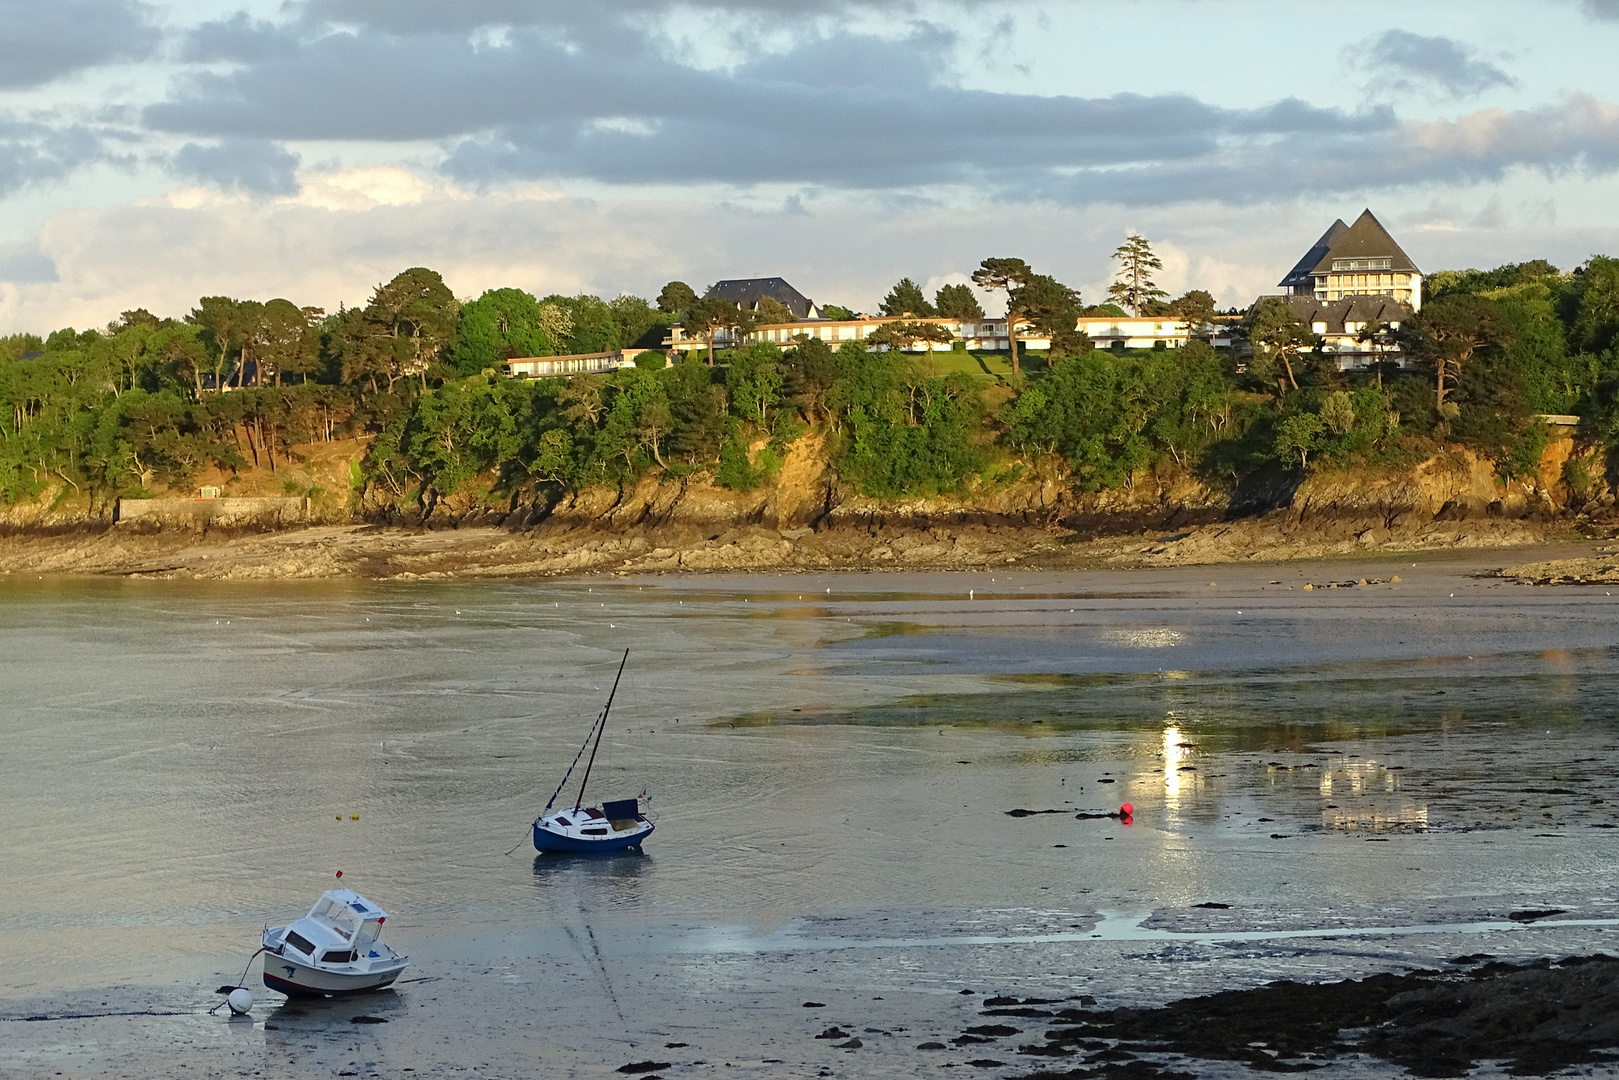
[[6, 163, 1619, 335]]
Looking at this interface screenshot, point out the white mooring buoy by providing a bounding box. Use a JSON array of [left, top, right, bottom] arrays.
[[227, 987, 253, 1015]]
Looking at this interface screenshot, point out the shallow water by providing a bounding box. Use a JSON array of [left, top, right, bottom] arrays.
[[4, 557, 1619, 1077]]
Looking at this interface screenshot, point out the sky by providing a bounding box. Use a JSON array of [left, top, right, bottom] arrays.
[[3, 0, 1619, 332]]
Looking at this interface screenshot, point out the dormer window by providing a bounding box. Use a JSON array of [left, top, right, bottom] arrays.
[[1331, 258, 1392, 271]]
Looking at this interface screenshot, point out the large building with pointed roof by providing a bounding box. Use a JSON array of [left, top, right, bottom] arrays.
[[703, 277, 822, 320], [1279, 209, 1423, 312]]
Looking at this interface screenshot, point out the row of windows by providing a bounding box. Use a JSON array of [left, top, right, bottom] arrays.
[[1331, 258, 1393, 271]]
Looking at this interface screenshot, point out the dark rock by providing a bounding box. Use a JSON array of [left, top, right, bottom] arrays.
[[616, 1063, 672, 1075], [1508, 909, 1568, 922], [833, 1038, 862, 1050], [802, 1001, 826, 1007], [350, 1015, 387, 1024], [814, 1027, 849, 1040], [966, 1024, 1021, 1037], [917, 1041, 947, 1050]]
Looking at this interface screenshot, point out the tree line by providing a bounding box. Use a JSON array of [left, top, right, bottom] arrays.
[[3, 250, 1619, 515]]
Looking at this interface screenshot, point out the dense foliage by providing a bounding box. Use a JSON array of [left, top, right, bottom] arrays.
[[6, 254, 1619, 516]]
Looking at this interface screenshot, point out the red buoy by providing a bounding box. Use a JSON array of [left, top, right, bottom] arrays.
[[1119, 803, 1134, 817], [335, 870, 343, 879]]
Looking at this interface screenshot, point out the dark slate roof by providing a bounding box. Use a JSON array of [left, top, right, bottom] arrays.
[[1278, 209, 1421, 288], [704, 277, 815, 319], [1279, 219, 1347, 290], [1281, 294, 1413, 334]]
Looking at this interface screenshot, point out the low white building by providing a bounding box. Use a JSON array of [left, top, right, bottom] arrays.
[[506, 349, 663, 378], [664, 315, 1199, 354]]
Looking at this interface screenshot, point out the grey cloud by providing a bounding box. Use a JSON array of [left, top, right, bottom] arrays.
[[172, 139, 302, 196], [1014, 95, 1619, 207], [0, 118, 120, 197], [142, 5, 1619, 210], [0, 0, 159, 89], [1355, 29, 1515, 98], [301, 0, 964, 33], [147, 22, 1384, 190], [1583, 0, 1619, 18], [182, 13, 303, 64], [0, 239, 58, 284]]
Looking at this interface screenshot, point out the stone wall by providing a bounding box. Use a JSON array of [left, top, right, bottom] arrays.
[[115, 496, 308, 526]]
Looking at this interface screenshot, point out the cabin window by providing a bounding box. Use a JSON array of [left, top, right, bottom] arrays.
[[284, 931, 317, 956], [581, 827, 609, 836], [554, 815, 571, 826], [322, 949, 358, 964]]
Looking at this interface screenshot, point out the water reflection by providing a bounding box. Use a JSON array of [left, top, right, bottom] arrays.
[[261, 985, 409, 1050], [1098, 628, 1184, 649], [532, 851, 653, 906], [1163, 726, 1186, 810]]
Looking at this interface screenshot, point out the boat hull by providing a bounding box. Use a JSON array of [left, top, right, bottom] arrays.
[[262, 953, 407, 997], [533, 820, 654, 854]]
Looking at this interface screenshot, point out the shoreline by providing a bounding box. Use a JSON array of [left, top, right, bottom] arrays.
[[0, 514, 1595, 581]]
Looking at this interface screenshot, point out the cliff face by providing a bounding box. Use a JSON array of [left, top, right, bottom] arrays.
[[0, 428, 1606, 580]]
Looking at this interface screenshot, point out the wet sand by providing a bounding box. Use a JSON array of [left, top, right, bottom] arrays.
[[4, 552, 1619, 1078]]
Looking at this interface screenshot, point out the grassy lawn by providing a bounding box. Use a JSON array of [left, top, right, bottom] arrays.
[[920, 349, 1052, 382]]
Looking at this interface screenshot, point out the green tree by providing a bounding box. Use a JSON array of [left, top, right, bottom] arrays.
[[450, 288, 557, 374], [254, 299, 311, 386], [682, 296, 748, 367], [609, 293, 665, 349], [366, 268, 461, 389], [879, 278, 935, 317], [1398, 294, 1512, 415], [187, 296, 248, 392], [1167, 289, 1216, 332], [820, 304, 857, 321], [934, 283, 984, 319], [1013, 274, 1086, 362], [972, 257, 1035, 375], [1246, 297, 1315, 392], [753, 296, 798, 325], [1572, 256, 1619, 354], [543, 294, 621, 355], [1274, 411, 1323, 469], [1108, 234, 1168, 316], [867, 320, 954, 353], [657, 281, 699, 315]]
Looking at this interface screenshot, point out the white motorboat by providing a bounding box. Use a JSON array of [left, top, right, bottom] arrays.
[[261, 888, 408, 996]]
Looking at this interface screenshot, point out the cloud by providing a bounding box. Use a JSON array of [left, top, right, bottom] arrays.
[[0, 117, 121, 198], [148, 18, 1387, 194], [172, 138, 302, 196], [5, 167, 1619, 337], [0, 239, 57, 284], [1354, 30, 1515, 99], [0, 0, 159, 89], [1582, 0, 1619, 18]]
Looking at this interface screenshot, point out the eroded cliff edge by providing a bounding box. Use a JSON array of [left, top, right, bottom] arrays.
[[0, 431, 1605, 579]]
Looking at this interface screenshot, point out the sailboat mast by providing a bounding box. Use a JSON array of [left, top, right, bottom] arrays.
[[575, 648, 629, 811]]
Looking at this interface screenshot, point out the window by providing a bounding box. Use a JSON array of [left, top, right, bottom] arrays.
[[321, 949, 358, 964], [284, 931, 316, 956], [1331, 257, 1392, 271]]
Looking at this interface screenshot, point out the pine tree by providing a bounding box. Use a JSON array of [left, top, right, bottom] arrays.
[[1107, 234, 1168, 316], [934, 283, 984, 319], [879, 278, 935, 317]]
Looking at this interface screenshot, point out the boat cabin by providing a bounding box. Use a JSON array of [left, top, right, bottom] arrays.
[[278, 889, 389, 965]]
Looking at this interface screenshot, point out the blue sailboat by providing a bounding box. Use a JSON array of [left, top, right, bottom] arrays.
[[532, 649, 655, 854]]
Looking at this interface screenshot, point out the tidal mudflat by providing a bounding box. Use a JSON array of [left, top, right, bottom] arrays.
[[4, 552, 1619, 1078]]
